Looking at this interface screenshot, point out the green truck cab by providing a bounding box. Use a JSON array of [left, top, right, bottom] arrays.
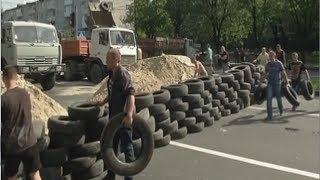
[[1, 21, 64, 90]]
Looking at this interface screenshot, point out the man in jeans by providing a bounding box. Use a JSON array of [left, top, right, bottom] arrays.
[[265, 51, 290, 120], [93, 48, 136, 180], [1, 66, 42, 180], [288, 52, 310, 111]]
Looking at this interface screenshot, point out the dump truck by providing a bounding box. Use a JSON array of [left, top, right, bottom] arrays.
[[1, 21, 64, 90], [61, 27, 137, 84], [137, 37, 200, 59]]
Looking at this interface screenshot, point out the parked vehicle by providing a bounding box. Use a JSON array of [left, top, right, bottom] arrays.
[[1, 21, 64, 90], [137, 37, 200, 59], [61, 27, 137, 84]]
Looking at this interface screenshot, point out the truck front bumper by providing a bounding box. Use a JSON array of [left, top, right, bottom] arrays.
[[17, 64, 65, 74]]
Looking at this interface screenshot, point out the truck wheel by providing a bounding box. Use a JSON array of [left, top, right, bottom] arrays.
[[64, 62, 76, 81], [90, 63, 104, 84], [40, 73, 56, 91]]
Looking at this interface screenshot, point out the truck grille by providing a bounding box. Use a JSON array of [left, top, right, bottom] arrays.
[[17, 58, 59, 65], [121, 55, 136, 65]]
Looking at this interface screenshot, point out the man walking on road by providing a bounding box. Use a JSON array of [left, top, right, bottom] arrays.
[[265, 51, 290, 120], [218, 46, 230, 73], [1, 66, 42, 180], [96, 48, 136, 180], [288, 52, 310, 111]]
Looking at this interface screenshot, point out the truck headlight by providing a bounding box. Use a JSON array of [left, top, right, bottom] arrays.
[[56, 66, 62, 72], [21, 67, 30, 73]]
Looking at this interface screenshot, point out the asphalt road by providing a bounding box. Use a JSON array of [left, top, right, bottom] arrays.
[[44, 81, 320, 180]]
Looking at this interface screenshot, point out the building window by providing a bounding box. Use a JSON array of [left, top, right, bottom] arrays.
[[64, 0, 72, 6], [64, 5, 72, 17]]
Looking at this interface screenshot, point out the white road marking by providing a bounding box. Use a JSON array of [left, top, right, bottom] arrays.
[[170, 141, 320, 179], [248, 106, 320, 117]]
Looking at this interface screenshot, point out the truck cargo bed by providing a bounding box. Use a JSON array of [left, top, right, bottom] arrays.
[[61, 39, 90, 58]]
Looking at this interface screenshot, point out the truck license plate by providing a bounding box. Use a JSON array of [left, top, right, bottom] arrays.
[[38, 66, 49, 71]]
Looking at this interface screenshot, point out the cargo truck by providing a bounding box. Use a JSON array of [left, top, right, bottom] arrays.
[[61, 27, 137, 84], [1, 21, 64, 90]]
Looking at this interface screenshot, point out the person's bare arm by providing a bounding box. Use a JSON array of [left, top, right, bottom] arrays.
[[124, 95, 135, 116]]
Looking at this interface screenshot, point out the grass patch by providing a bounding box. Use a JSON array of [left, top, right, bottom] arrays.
[[311, 77, 320, 91]]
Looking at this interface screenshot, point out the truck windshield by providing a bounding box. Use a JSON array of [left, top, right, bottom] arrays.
[[13, 26, 58, 43], [110, 30, 135, 46], [14, 26, 38, 43]]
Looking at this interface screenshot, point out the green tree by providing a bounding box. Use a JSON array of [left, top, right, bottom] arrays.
[[125, 0, 173, 38]]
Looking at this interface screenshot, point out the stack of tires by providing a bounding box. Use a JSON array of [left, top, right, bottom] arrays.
[[198, 76, 221, 122], [211, 74, 231, 117], [40, 102, 108, 179], [183, 79, 214, 128], [163, 84, 204, 134], [135, 92, 172, 148], [220, 74, 240, 114]]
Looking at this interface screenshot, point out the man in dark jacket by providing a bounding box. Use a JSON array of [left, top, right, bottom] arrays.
[[94, 48, 136, 180], [275, 44, 286, 67], [1, 66, 42, 180]]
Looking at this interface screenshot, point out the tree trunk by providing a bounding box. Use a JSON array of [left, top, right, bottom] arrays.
[[252, 5, 258, 47]]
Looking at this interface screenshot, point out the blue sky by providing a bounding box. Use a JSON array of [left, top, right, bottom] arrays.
[[2, 0, 36, 10]]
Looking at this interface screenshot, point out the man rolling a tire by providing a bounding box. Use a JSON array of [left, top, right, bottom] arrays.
[[288, 52, 310, 111], [1, 66, 42, 180], [265, 51, 290, 120], [92, 48, 136, 180]]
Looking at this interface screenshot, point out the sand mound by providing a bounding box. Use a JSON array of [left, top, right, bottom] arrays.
[[1, 75, 67, 133], [90, 55, 195, 101]]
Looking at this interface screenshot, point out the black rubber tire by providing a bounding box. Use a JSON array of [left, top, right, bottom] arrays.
[[213, 91, 226, 100], [202, 103, 213, 113], [162, 121, 179, 135], [230, 104, 240, 114], [86, 115, 109, 142], [212, 99, 221, 107], [254, 83, 267, 105], [211, 74, 222, 84], [68, 102, 104, 121], [253, 72, 261, 80], [240, 82, 252, 91], [218, 83, 229, 92], [100, 113, 154, 176], [171, 127, 188, 140], [48, 116, 85, 135], [198, 76, 216, 90], [221, 109, 231, 116], [209, 85, 219, 95], [72, 159, 104, 180], [63, 156, 96, 175], [301, 80, 314, 100], [221, 73, 235, 84], [187, 122, 205, 133], [184, 79, 205, 94], [179, 117, 196, 127], [90, 63, 105, 84], [221, 97, 229, 106], [149, 104, 166, 116], [282, 85, 300, 106], [132, 139, 142, 157], [40, 148, 68, 167], [37, 135, 50, 152], [186, 108, 203, 117], [69, 141, 101, 159], [209, 107, 219, 117], [196, 112, 210, 123], [224, 100, 237, 110], [203, 94, 213, 104], [135, 93, 154, 111], [166, 98, 182, 109], [229, 80, 241, 91], [186, 98, 205, 109], [201, 90, 211, 98], [170, 111, 186, 121], [153, 129, 164, 141], [237, 98, 244, 110], [162, 84, 188, 98], [136, 108, 150, 121], [241, 62, 256, 73], [213, 111, 222, 121], [232, 65, 253, 84], [238, 89, 251, 108], [153, 89, 171, 104], [49, 132, 85, 148], [168, 101, 189, 112], [40, 73, 56, 91], [225, 69, 244, 83], [156, 118, 171, 129], [182, 94, 203, 108], [154, 135, 171, 148], [153, 109, 170, 122]]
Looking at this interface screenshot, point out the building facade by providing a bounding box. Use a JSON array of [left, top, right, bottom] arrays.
[[1, 0, 133, 38]]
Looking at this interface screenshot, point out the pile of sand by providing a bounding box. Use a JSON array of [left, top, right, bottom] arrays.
[[90, 55, 195, 101], [1, 75, 67, 133]]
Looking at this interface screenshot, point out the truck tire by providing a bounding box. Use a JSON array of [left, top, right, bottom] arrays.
[[301, 80, 314, 100], [282, 85, 300, 107], [40, 73, 56, 91], [101, 113, 154, 176], [90, 63, 105, 84]]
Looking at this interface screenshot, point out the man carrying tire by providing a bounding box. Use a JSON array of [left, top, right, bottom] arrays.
[[265, 51, 290, 120], [94, 48, 136, 180], [288, 52, 310, 111], [1, 66, 42, 180]]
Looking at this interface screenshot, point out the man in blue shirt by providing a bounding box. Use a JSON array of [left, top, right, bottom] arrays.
[[265, 50, 289, 120]]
